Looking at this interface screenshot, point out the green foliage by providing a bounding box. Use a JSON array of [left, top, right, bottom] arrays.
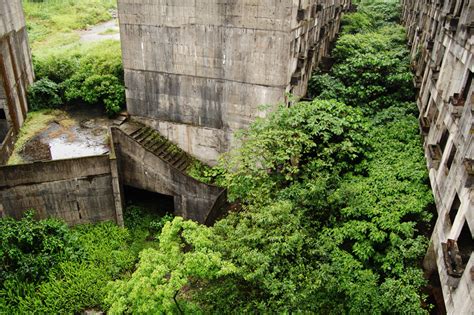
[[309, 9, 413, 114], [70, 74, 125, 116], [307, 72, 346, 100], [347, 0, 401, 31], [124, 205, 173, 238], [332, 51, 414, 111], [23, 0, 116, 46], [106, 217, 236, 314], [0, 206, 170, 313], [105, 1, 433, 313], [333, 26, 407, 62], [359, 1, 402, 27], [220, 99, 369, 203], [341, 12, 373, 34], [27, 78, 63, 110], [0, 210, 79, 284], [30, 41, 125, 116]]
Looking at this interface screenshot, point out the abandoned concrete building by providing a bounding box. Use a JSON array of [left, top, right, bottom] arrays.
[[0, 0, 34, 165], [402, 0, 474, 313], [117, 0, 351, 164], [0, 0, 352, 226], [0, 0, 473, 311]]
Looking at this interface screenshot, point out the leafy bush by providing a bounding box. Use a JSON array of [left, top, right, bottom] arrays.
[[0, 210, 80, 284], [30, 41, 125, 116], [0, 211, 166, 313], [220, 99, 369, 203], [341, 12, 373, 34], [332, 51, 414, 111], [307, 72, 346, 100], [106, 217, 236, 314], [67, 74, 125, 116], [27, 78, 63, 110], [309, 13, 413, 113], [33, 54, 79, 83]]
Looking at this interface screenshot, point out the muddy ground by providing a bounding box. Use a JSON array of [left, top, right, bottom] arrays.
[[19, 106, 112, 163]]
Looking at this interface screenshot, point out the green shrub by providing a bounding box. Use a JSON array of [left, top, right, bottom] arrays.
[[27, 78, 63, 110], [341, 12, 373, 34], [307, 72, 346, 100], [33, 54, 79, 83], [13, 262, 110, 314], [31, 41, 125, 116], [0, 210, 80, 284]]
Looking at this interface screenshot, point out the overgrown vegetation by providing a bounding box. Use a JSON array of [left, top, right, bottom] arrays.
[[23, 0, 116, 51], [23, 0, 125, 116], [105, 1, 434, 313], [0, 207, 172, 313], [4, 1, 434, 313], [29, 41, 125, 116]]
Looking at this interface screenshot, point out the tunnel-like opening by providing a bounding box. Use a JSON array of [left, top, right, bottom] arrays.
[[457, 219, 473, 272], [122, 186, 175, 240], [124, 185, 174, 216]]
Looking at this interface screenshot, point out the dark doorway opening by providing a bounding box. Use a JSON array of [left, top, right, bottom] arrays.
[[449, 194, 461, 227], [457, 220, 473, 268], [124, 185, 174, 216]]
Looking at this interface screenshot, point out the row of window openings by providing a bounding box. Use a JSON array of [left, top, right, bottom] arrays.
[[428, 129, 457, 171]]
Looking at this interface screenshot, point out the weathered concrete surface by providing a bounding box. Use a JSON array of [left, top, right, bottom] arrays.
[[118, 0, 351, 164], [0, 127, 15, 165], [0, 0, 34, 163], [0, 155, 124, 226], [112, 122, 225, 224], [402, 0, 473, 313]]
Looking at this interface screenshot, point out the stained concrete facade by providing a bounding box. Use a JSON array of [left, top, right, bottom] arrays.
[[118, 0, 351, 164], [0, 0, 33, 163], [0, 155, 124, 226], [401, 0, 474, 313]]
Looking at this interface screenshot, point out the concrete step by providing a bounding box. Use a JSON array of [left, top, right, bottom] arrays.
[[119, 121, 201, 176], [135, 128, 154, 143]]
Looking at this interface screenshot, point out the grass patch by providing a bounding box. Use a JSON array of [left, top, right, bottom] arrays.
[[23, 0, 117, 53]]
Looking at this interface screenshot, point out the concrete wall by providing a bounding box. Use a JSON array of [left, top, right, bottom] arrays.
[[0, 155, 124, 226], [118, 0, 350, 164], [112, 126, 224, 224], [401, 0, 473, 313], [0, 127, 15, 165], [0, 0, 34, 163]]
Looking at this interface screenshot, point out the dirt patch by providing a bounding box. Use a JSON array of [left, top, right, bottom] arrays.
[[20, 138, 52, 162]]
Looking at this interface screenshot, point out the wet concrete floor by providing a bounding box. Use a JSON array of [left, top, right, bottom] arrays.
[[20, 106, 112, 163]]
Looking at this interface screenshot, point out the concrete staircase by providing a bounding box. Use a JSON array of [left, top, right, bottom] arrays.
[[122, 122, 194, 174]]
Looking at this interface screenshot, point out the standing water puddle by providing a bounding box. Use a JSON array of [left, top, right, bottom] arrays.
[[20, 106, 112, 163]]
